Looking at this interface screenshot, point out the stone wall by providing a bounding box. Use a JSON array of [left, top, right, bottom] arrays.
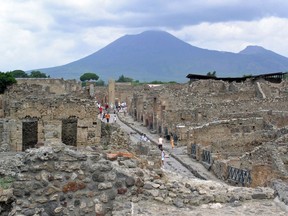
[[15, 78, 81, 95], [4, 97, 100, 151], [0, 145, 279, 215], [94, 86, 108, 105], [188, 117, 288, 186], [124, 79, 288, 187], [5, 145, 139, 215], [0, 80, 101, 152], [238, 143, 288, 187], [189, 117, 271, 156], [123, 79, 288, 139]]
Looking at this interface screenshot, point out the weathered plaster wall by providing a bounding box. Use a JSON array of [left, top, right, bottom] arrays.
[[16, 78, 81, 95], [0, 80, 101, 151]]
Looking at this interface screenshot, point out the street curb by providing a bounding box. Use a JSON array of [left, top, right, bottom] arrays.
[[117, 113, 207, 180], [168, 153, 207, 180]]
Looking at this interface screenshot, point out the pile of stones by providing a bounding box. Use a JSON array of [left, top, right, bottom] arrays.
[[0, 143, 281, 215]]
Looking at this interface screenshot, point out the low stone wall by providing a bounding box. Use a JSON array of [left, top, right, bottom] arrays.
[[0, 144, 281, 216], [190, 117, 268, 154], [270, 179, 288, 205], [3, 144, 141, 215], [15, 78, 81, 95], [190, 141, 288, 187]]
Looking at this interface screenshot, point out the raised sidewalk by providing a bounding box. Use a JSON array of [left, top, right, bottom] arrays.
[[117, 112, 222, 182]]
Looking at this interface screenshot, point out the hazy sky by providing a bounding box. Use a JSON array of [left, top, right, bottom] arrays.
[[1, 0, 288, 72]]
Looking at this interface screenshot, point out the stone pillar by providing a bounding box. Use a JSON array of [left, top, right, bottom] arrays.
[[38, 120, 45, 143], [9, 120, 22, 152], [77, 127, 88, 148], [108, 80, 115, 109], [89, 83, 95, 98], [44, 120, 62, 144]]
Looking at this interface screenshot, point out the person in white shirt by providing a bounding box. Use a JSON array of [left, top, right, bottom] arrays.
[[143, 134, 148, 142], [161, 148, 165, 167], [140, 133, 148, 142], [140, 133, 144, 142], [158, 136, 163, 149]]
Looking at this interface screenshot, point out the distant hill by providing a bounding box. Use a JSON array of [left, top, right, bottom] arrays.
[[33, 30, 288, 82]]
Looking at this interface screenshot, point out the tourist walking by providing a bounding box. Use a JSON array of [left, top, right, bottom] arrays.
[[105, 113, 110, 123], [158, 135, 163, 149], [113, 114, 117, 123], [142, 134, 148, 142], [161, 147, 165, 167], [174, 134, 178, 146], [105, 104, 109, 110], [170, 134, 175, 149], [140, 133, 144, 142]]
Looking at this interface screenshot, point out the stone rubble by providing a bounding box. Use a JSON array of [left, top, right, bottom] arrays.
[[0, 142, 286, 215]]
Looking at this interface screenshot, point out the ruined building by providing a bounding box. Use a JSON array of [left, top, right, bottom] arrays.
[[0, 76, 288, 215], [0, 78, 101, 152], [127, 76, 288, 187], [2, 76, 288, 187]]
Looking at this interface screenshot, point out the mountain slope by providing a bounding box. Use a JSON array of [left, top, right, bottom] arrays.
[[35, 31, 288, 82]]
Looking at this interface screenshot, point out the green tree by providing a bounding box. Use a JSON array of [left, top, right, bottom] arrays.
[[207, 71, 217, 77], [243, 74, 252, 78], [9, 70, 29, 78], [0, 72, 16, 93], [80, 73, 99, 82], [150, 80, 164, 84], [116, 75, 133, 82], [29, 70, 49, 78], [95, 79, 105, 86]]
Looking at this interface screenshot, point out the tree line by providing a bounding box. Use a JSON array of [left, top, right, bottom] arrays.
[[79, 73, 178, 86], [0, 69, 179, 94], [6, 70, 49, 78], [0, 70, 49, 94], [114, 74, 177, 85]]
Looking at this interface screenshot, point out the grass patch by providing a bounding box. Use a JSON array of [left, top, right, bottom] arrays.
[[0, 176, 14, 189]]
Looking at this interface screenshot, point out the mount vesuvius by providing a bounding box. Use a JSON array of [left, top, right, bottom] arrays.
[[33, 30, 288, 82]]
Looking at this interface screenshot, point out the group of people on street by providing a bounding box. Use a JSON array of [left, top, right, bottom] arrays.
[[158, 134, 177, 167], [97, 99, 177, 168], [138, 133, 172, 168], [158, 135, 175, 150], [97, 101, 117, 123]]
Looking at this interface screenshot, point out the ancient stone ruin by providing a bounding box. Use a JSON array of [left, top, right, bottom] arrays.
[[128, 77, 288, 188], [0, 76, 288, 215], [0, 78, 101, 151]]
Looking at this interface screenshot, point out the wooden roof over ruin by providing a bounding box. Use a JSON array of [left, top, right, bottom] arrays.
[[186, 72, 288, 83]]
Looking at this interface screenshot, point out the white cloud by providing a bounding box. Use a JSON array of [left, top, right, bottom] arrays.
[[0, 1, 53, 31], [1, 0, 288, 72], [82, 27, 125, 48], [171, 17, 288, 56]]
